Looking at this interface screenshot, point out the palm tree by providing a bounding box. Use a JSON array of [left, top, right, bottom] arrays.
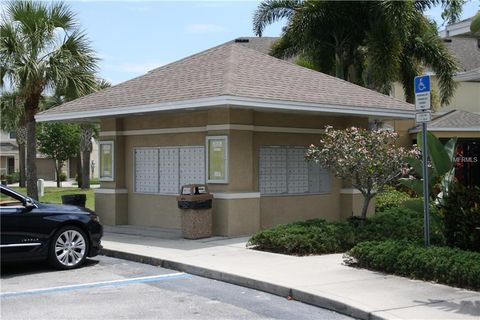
[[0, 1, 98, 199], [77, 79, 110, 189], [0, 91, 26, 187], [253, 0, 461, 106]]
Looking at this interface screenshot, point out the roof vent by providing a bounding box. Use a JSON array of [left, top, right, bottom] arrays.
[[234, 38, 249, 43]]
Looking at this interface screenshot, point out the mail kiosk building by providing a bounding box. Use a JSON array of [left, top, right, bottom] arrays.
[[37, 39, 415, 236]]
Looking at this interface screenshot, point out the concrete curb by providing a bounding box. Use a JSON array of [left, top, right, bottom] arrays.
[[101, 248, 381, 320]]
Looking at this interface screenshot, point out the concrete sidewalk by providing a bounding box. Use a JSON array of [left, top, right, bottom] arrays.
[[102, 227, 480, 320]]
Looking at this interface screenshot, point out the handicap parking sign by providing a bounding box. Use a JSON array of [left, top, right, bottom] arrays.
[[414, 75, 430, 94], [414, 75, 431, 110]]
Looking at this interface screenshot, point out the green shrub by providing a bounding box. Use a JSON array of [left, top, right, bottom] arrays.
[[440, 183, 480, 252], [59, 172, 67, 182], [355, 207, 445, 245], [6, 172, 20, 184], [248, 207, 445, 255], [344, 240, 480, 290], [375, 187, 412, 213], [247, 219, 356, 255]]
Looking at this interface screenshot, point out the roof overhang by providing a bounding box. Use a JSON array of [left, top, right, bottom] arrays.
[[409, 127, 480, 134], [453, 70, 480, 82], [36, 95, 415, 122], [440, 18, 477, 38]]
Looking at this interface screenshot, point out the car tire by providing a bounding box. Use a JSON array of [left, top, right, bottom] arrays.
[[49, 226, 89, 270]]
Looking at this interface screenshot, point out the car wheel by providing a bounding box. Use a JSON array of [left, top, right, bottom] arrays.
[[49, 226, 89, 270]]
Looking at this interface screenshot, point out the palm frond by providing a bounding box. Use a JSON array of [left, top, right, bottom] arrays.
[[48, 1, 77, 30], [405, 17, 458, 105], [253, 0, 302, 36], [399, 54, 421, 104], [364, 19, 402, 94]]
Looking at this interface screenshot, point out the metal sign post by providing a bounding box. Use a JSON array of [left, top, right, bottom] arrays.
[[421, 122, 430, 247], [415, 75, 431, 247]]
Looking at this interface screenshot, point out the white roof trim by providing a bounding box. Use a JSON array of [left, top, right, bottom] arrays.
[[440, 18, 474, 38], [453, 71, 480, 82], [409, 127, 480, 133], [36, 95, 414, 122], [99, 124, 326, 137]]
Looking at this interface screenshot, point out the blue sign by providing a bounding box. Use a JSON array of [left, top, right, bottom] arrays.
[[414, 75, 430, 94]]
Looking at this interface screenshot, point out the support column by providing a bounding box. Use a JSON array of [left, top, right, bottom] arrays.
[[95, 118, 128, 225]]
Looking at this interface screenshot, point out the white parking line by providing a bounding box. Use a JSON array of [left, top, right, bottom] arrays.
[[1, 272, 191, 298]]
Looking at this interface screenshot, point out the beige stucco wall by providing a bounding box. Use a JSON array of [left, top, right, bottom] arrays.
[[128, 194, 181, 228], [96, 108, 376, 235], [439, 81, 480, 114], [95, 192, 128, 225], [213, 198, 260, 236]]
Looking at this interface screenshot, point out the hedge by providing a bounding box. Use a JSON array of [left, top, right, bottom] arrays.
[[247, 207, 445, 255], [246, 219, 356, 255], [344, 240, 480, 290], [375, 187, 412, 213]]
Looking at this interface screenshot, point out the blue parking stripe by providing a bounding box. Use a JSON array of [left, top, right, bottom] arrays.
[[1, 272, 192, 299]]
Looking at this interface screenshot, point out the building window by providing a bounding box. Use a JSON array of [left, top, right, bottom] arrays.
[[99, 141, 114, 181], [134, 146, 205, 194], [259, 146, 331, 195], [9, 132, 16, 139], [206, 136, 228, 184]]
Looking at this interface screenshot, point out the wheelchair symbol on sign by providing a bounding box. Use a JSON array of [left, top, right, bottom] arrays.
[[418, 79, 426, 91]]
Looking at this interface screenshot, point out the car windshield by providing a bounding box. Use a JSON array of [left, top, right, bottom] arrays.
[[1, 187, 41, 209]]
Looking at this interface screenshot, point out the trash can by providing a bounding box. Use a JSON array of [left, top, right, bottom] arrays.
[[61, 194, 87, 207], [177, 184, 213, 239]]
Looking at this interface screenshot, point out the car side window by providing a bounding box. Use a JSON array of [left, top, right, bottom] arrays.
[[0, 190, 24, 208]]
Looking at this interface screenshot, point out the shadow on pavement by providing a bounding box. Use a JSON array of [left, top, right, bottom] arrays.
[[1, 258, 100, 279], [413, 298, 480, 317]]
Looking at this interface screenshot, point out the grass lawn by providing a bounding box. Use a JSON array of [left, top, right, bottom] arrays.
[[12, 187, 95, 211]]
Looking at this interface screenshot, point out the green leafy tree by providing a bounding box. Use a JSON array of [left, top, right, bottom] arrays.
[[37, 123, 80, 187], [0, 91, 26, 187], [400, 132, 456, 202], [471, 11, 480, 34], [1, 1, 98, 199], [306, 126, 417, 221], [253, 0, 460, 106]]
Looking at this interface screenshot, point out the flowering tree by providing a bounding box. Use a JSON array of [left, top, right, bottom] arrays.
[[306, 126, 417, 220]]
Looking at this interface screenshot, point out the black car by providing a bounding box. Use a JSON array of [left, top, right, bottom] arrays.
[[0, 185, 102, 269]]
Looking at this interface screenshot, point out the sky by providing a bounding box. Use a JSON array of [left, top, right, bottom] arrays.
[[5, 0, 479, 85]]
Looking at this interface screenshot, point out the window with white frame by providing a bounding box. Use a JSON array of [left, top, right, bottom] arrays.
[[206, 136, 228, 184], [134, 146, 205, 194], [259, 146, 331, 195], [99, 141, 114, 181]]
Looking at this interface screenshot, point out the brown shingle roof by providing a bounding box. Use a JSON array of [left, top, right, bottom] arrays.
[[444, 37, 480, 72], [38, 41, 414, 120]]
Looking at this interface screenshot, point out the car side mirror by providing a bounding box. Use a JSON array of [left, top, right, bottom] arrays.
[[24, 198, 36, 211]]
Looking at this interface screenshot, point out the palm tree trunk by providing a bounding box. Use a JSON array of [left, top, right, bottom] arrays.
[[25, 106, 38, 200], [80, 124, 93, 189], [19, 143, 26, 188], [76, 155, 83, 188], [81, 150, 91, 189], [15, 125, 27, 188]]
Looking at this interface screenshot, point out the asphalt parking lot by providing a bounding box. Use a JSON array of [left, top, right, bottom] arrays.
[[1, 255, 353, 320]]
